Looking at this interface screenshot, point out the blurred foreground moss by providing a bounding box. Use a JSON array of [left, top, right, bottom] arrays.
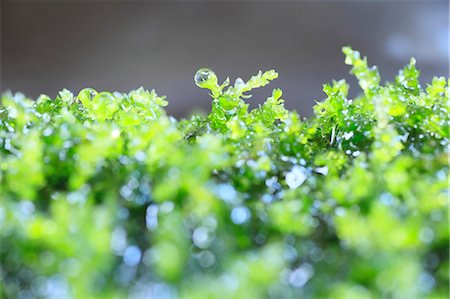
[[0, 48, 449, 298]]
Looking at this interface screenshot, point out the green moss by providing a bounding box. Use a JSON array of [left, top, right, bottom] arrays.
[[1, 47, 448, 298]]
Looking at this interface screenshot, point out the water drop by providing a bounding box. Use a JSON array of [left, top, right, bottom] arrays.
[[352, 150, 361, 157], [40, 251, 55, 266], [246, 160, 257, 168], [288, 263, 314, 288], [379, 192, 395, 206], [18, 201, 35, 217], [283, 245, 298, 262], [231, 206, 251, 224], [135, 151, 146, 162], [43, 127, 53, 137], [262, 194, 274, 204], [203, 216, 218, 231], [265, 176, 278, 188], [343, 131, 354, 140], [146, 205, 158, 231], [285, 166, 307, 189], [430, 210, 443, 222], [123, 246, 141, 267], [310, 247, 324, 262], [117, 207, 129, 220], [234, 77, 245, 88], [419, 227, 434, 244], [193, 227, 210, 248], [67, 192, 84, 205], [335, 207, 346, 216], [418, 272, 435, 293], [255, 233, 266, 245], [198, 250, 215, 268], [0, 207, 4, 227], [151, 283, 177, 299], [46, 275, 70, 299], [111, 128, 121, 139], [160, 201, 174, 213], [399, 133, 409, 143], [194, 68, 217, 88], [58, 150, 67, 161], [314, 166, 328, 176], [63, 141, 73, 149], [59, 124, 70, 140], [235, 159, 245, 167], [111, 227, 127, 255], [31, 277, 48, 297], [59, 258, 80, 277], [127, 176, 139, 190], [120, 185, 133, 199], [215, 184, 238, 203], [119, 155, 131, 165]]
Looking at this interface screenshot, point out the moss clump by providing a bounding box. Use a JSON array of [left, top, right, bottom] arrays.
[[1, 48, 448, 298]]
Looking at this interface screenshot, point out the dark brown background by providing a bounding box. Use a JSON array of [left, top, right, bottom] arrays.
[[1, 1, 448, 117]]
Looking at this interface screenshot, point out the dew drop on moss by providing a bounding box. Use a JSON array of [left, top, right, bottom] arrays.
[[198, 250, 215, 268], [231, 206, 250, 224], [193, 227, 210, 248], [314, 166, 328, 176], [343, 131, 354, 140], [288, 263, 314, 288], [285, 166, 307, 189], [234, 78, 245, 88], [146, 205, 158, 231], [194, 68, 216, 88], [123, 246, 141, 267]]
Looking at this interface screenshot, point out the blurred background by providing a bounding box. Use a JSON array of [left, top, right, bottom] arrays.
[[1, 0, 448, 117]]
